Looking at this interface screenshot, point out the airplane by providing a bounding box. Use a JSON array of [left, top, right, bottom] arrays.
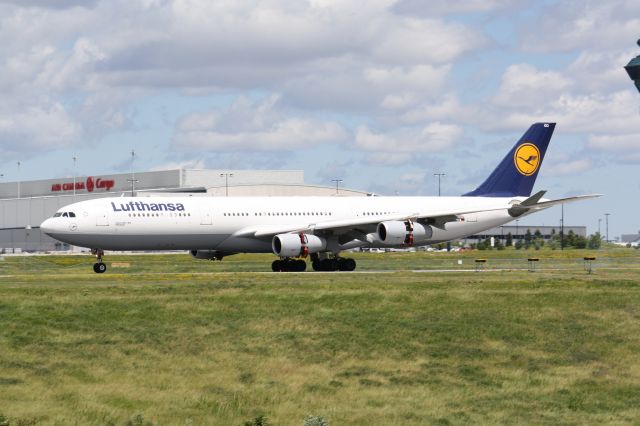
[[40, 123, 600, 273]]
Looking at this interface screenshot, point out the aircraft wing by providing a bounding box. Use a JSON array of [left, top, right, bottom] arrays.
[[233, 204, 511, 239]]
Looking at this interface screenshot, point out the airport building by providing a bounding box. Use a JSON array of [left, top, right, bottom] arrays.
[[0, 169, 371, 252], [620, 233, 640, 247]]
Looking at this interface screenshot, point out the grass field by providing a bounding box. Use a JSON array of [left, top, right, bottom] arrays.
[[1, 249, 640, 425]]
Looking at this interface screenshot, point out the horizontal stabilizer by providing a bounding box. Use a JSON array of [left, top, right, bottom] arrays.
[[508, 193, 602, 218]]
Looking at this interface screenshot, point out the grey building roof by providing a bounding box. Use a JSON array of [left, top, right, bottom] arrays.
[[620, 234, 640, 243]]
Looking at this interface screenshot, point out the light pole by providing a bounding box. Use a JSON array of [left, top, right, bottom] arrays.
[[17, 161, 21, 199], [72, 156, 77, 197], [433, 173, 445, 196], [220, 173, 233, 196], [605, 213, 610, 243], [331, 178, 343, 195], [127, 150, 138, 197], [598, 218, 602, 236], [560, 204, 564, 250]]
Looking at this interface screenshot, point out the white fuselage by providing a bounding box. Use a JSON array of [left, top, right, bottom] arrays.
[[40, 195, 535, 253]]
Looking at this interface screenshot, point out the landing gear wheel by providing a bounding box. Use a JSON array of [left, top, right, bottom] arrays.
[[313, 257, 356, 272], [272, 260, 283, 272], [272, 259, 307, 272], [317, 259, 338, 271], [93, 262, 106, 274], [91, 249, 106, 273], [294, 259, 307, 272], [339, 258, 356, 271]]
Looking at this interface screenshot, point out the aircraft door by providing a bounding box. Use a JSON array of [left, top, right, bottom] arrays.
[[200, 207, 212, 225], [96, 210, 109, 226]]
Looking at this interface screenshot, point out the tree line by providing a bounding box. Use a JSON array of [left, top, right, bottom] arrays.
[[474, 229, 602, 250]]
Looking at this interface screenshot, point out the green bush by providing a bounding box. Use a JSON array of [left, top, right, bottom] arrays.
[[243, 415, 269, 426], [125, 414, 153, 426], [303, 415, 329, 426]]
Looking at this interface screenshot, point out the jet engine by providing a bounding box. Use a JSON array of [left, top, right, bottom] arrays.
[[190, 249, 224, 260], [272, 233, 326, 257], [377, 220, 433, 246]]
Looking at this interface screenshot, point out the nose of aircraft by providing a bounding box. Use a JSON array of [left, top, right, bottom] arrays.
[[40, 218, 55, 235]]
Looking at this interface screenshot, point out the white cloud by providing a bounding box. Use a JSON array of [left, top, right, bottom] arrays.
[[476, 90, 640, 137], [372, 18, 487, 64], [0, 0, 488, 158], [365, 152, 413, 166], [588, 133, 640, 151], [2, 0, 639, 182], [381, 93, 417, 110], [0, 1, 97, 9], [392, 0, 525, 17], [543, 158, 593, 177], [567, 50, 638, 93], [520, 1, 640, 53], [400, 171, 427, 185], [355, 122, 463, 153], [172, 95, 348, 151], [399, 92, 462, 123], [0, 103, 81, 155], [365, 64, 451, 97], [492, 64, 572, 107], [46, 38, 108, 91], [174, 119, 346, 151], [149, 158, 206, 172]]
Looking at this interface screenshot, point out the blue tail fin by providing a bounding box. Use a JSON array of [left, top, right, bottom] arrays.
[[463, 123, 555, 197]]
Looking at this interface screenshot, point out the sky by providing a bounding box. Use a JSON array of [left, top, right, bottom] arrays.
[[1, 0, 639, 239]]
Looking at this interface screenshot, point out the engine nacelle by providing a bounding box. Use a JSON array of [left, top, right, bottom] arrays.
[[190, 249, 223, 260], [272, 233, 326, 258], [377, 220, 433, 246]]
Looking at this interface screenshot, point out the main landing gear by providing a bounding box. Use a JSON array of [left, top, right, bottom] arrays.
[[272, 258, 307, 272], [311, 256, 356, 272], [271, 254, 357, 272], [91, 249, 106, 274]]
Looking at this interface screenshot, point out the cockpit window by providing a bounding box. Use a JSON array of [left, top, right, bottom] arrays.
[[62, 212, 68, 217], [69, 212, 76, 218], [53, 213, 62, 217]]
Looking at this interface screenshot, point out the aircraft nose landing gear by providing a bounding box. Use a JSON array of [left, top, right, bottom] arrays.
[[91, 249, 107, 274]]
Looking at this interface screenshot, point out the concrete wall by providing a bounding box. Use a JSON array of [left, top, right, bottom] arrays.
[[182, 169, 304, 189], [0, 169, 305, 199], [0, 170, 182, 199], [0, 194, 92, 252]]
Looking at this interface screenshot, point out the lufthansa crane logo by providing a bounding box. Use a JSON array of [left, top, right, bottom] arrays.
[[514, 143, 540, 176]]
